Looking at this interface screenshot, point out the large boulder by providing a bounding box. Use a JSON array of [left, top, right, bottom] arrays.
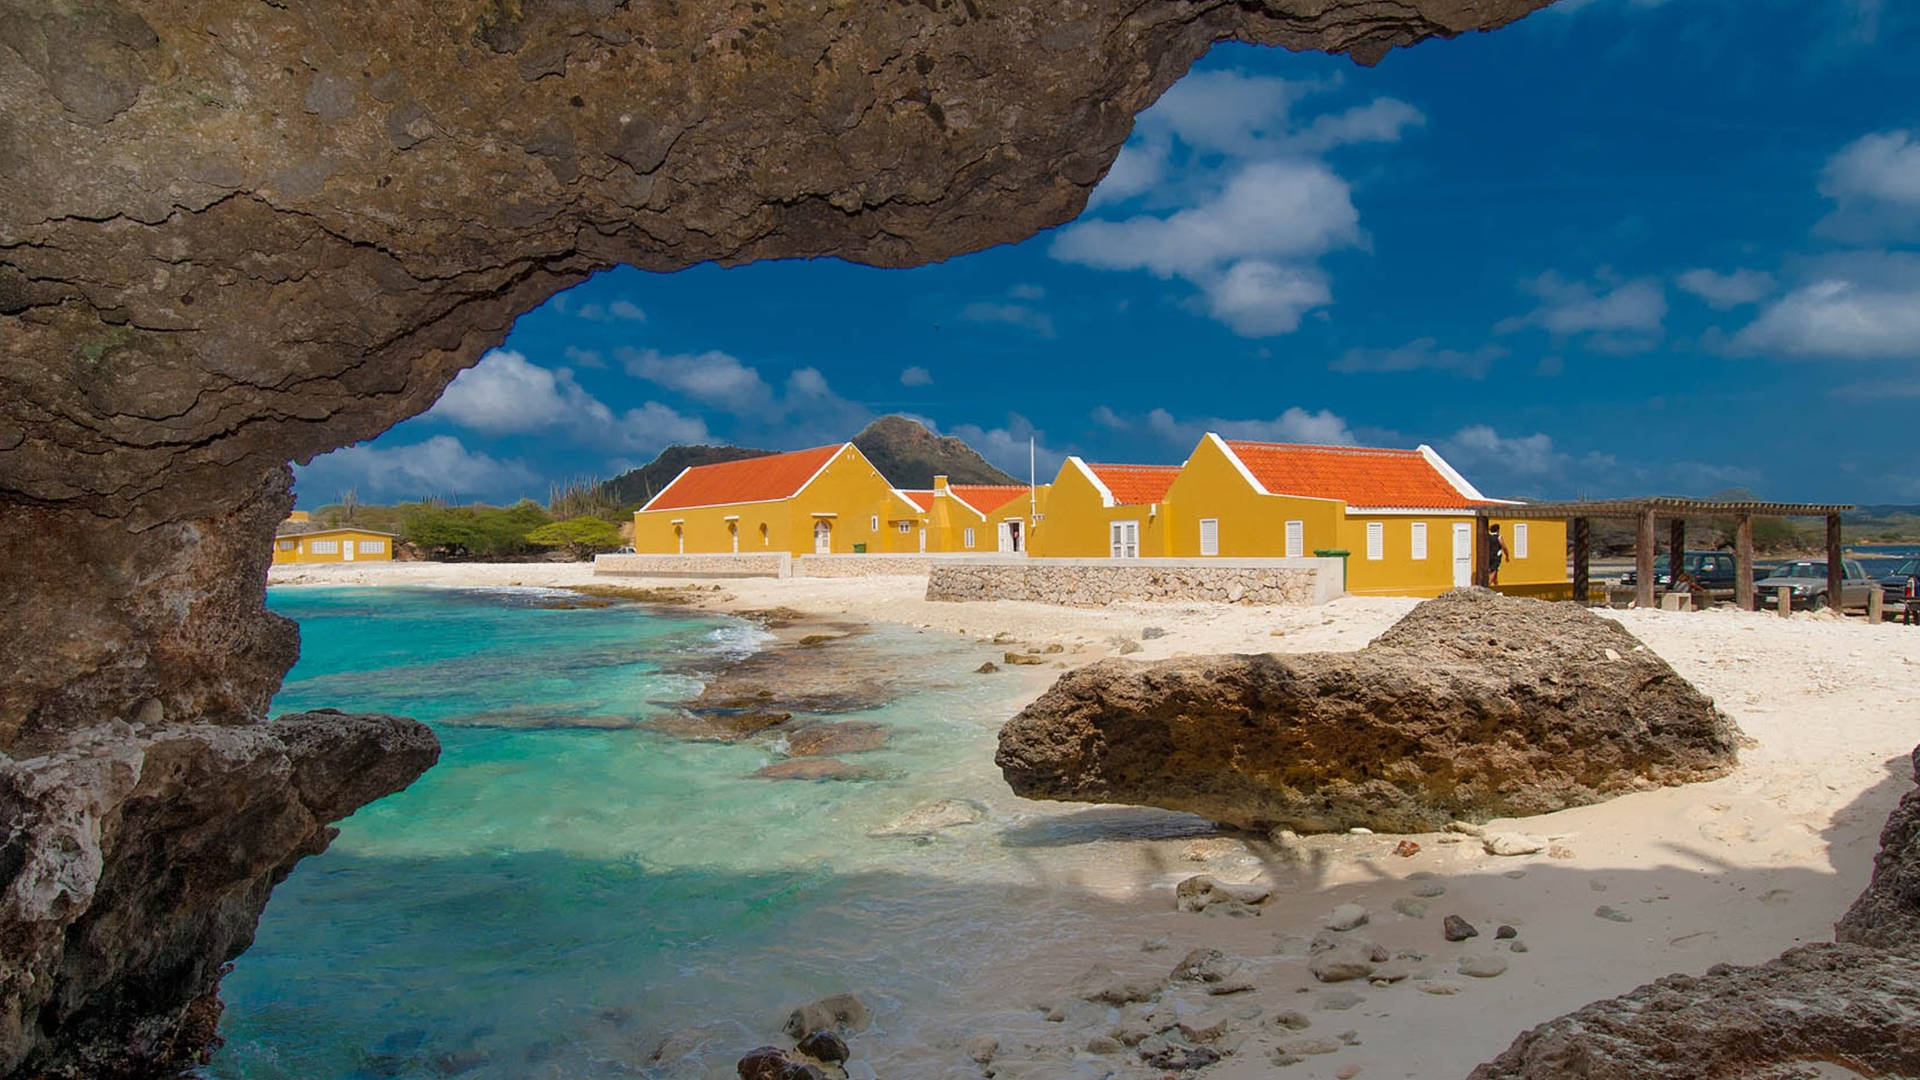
[[996, 590, 1738, 833], [1835, 745, 1920, 954]]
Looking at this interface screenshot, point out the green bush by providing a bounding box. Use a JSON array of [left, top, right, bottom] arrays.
[[525, 517, 624, 560], [401, 501, 552, 560]]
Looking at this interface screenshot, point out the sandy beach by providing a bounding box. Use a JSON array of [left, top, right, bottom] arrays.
[[268, 561, 1920, 1077]]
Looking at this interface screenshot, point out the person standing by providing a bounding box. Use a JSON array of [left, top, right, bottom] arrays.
[[1904, 572, 1918, 626], [1487, 523, 1510, 587]]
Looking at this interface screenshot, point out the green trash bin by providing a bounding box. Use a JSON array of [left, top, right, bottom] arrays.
[[1313, 548, 1350, 592], [852, 542, 867, 554]]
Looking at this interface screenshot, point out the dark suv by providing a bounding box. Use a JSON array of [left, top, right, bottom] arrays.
[[1620, 550, 1741, 590]]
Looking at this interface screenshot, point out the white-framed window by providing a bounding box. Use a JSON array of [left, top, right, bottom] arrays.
[[358, 540, 384, 554], [896, 521, 913, 533], [1109, 520, 1140, 559], [1410, 522, 1428, 561], [277, 539, 296, 551], [1514, 522, 1530, 559], [1198, 518, 1219, 557], [963, 527, 977, 549], [310, 539, 339, 554], [870, 515, 879, 532], [1284, 520, 1304, 559], [1365, 522, 1384, 561]]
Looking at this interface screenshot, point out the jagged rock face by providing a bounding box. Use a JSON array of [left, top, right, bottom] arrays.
[[0, 711, 439, 1078], [996, 590, 1739, 832], [3, 1, 1559, 1075], [1835, 746, 1920, 955]]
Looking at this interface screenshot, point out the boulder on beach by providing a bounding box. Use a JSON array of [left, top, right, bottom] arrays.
[[995, 590, 1740, 833]]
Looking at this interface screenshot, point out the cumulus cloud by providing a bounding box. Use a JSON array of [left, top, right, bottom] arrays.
[[1332, 338, 1506, 378], [425, 348, 707, 457], [1105, 406, 1357, 451], [960, 301, 1056, 338], [1494, 271, 1666, 350], [1818, 129, 1920, 241], [295, 435, 539, 502], [619, 346, 873, 445], [921, 413, 1065, 479], [1676, 268, 1776, 309], [621, 348, 777, 415], [1731, 253, 1920, 360], [1437, 425, 1620, 496], [572, 298, 647, 322], [563, 346, 608, 369], [1008, 283, 1047, 301], [899, 365, 934, 387], [1063, 70, 1421, 337]]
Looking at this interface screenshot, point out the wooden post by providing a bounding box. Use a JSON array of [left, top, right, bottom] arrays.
[[1668, 517, 1686, 601], [1734, 513, 1755, 612], [1778, 585, 1793, 618], [1635, 509, 1656, 609], [1870, 586, 1885, 622], [1472, 513, 1489, 587], [1572, 517, 1590, 604], [1827, 514, 1844, 613]]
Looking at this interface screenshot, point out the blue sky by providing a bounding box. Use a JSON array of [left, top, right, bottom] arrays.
[[296, 0, 1920, 507]]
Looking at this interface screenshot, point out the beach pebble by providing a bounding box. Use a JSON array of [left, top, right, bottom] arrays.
[[1443, 915, 1480, 942], [1483, 832, 1547, 856], [1141, 627, 1168, 639], [1595, 905, 1635, 923], [1336, 1066, 1363, 1080], [1349, 827, 1374, 835], [1317, 991, 1365, 1011], [974, 661, 999, 674], [1495, 924, 1517, 940], [1208, 971, 1257, 996], [1142, 937, 1172, 952], [1176, 875, 1271, 915], [1510, 941, 1529, 953], [1115, 640, 1143, 655], [783, 994, 870, 1038], [1177, 1009, 1237, 1042], [1457, 955, 1509, 978], [1447, 821, 1486, 837], [1308, 941, 1380, 983], [965, 1035, 999, 1064], [1071, 964, 1164, 1005], [1085, 1034, 1123, 1055], [1419, 981, 1464, 996], [737, 1046, 824, 1080], [1411, 881, 1447, 898], [1548, 841, 1576, 859], [1392, 898, 1430, 919], [796, 1030, 849, 1064], [1277, 1037, 1341, 1056], [1325, 904, 1370, 931], [1267, 1010, 1312, 1031], [1141, 1044, 1221, 1071], [1170, 948, 1230, 982], [1504, 870, 1528, 879]]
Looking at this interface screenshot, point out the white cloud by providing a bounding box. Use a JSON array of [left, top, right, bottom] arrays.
[[563, 346, 607, 369], [932, 413, 1065, 479], [1287, 98, 1426, 155], [1732, 254, 1920, 360], [1494, 271, 1666, 350], [572, 298, 647, 322], [961, 301, 1056, 338], [428, 349, 611, 434], [1129, 406, 1358, 450], [1089, 405, 1126, 430], [1332, 338, 1505, 378], [1087, 143, 1166, 208], [1133, 70, 1307, 157], [621, 347, 776, 414], [1202, 260, 1333, 336], [1818, 129, 1920, 241], [1437, 425, 1619, 496], [1676, 268, 1776, 309], [1008, 283, 1046, 301], [899, 365, 933, 387], [295, 435, 539, 502]]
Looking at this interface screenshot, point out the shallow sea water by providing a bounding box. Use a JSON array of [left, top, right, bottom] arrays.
[[205, 587, 1208, 1080]]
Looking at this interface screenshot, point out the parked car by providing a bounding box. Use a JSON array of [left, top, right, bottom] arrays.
[[1874, 558, 1920, 604], [1619, 550, 1744, 591], [1755, 560, 1877, 611]]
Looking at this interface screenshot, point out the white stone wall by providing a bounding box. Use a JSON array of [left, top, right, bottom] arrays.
[[592, 553, 792, 578], [925, 557, 1342, 607], [794, 554, 1005, 578]]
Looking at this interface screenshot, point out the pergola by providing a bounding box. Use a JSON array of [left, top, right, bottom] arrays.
[[1472, 497, 1857, 610]]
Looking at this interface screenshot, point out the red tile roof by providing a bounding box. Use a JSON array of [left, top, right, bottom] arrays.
[[644, 444, 846, 512], [1084, 463, 1181, 506], [1221, 440, 1494, 509], [950, 485, 1031, 516], [901, 490, 937, 512]]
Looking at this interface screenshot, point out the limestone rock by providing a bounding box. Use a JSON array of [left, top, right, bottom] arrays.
[[1444, 915, 1481, 941], [782, 721, 890, 757], [795, 1029, 849, 1065], [753, 759, 880, 782], [1458, 955, 1509, 978], [1836, 745, 1920, 954], [1308, 942, 1378, 983], [996, 591, 1738, 832], [1175, 875, 1272, 915], [1484, 832, 1548, 856], [782, 994, 870, 1040], [866, 798, 986, 837], [738, 1046, 828, 1080], [1325, 903, 1369, 931], [1070, 965, 1163, 1006]]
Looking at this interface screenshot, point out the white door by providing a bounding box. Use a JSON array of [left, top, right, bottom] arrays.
[[813, 520, 832, 554], [342, 539, 356, 561], [1109, 521, 1140, 559], [997, 522, 1015, 553], [918, 526, 926, 553], [1452, 522, 1473, 588], [730, 524, 739, 553]]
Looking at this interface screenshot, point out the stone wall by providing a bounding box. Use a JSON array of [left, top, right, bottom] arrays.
[[795, 554, 1004, 578], [926, 558, 1342, 607], [592, 553, 792, 579]]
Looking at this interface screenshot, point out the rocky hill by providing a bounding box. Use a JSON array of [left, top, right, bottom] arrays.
[[600, 444, 775, 507], [852, 415, 1017, 488]]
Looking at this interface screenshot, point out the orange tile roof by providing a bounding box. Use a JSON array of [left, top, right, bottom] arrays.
[[644, 444, 845, 511], [1085, 463, 1180, 505], [901, 490, 937, 512], [1221, 440, 1493, 508], [950, 485, 1031, 515]]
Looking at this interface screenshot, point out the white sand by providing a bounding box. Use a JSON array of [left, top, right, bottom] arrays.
[[270, 561, 1920, 1077]]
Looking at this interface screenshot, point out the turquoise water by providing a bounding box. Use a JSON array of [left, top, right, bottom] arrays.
[[205, 587, 1099, 1080]]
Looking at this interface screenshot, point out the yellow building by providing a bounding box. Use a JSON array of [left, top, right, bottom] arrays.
[[901, 477, 1047, 553], [272, 526, 396, 563], [634, 443, 928, 556], [1031, 435, 1568, 598], [1028, 458, 1183, 558]]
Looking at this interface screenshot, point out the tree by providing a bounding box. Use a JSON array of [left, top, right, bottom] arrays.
[[525, 517, 624, 560]]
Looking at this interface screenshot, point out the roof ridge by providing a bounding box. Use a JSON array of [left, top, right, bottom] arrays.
[[1222, 439, 1419, 455]]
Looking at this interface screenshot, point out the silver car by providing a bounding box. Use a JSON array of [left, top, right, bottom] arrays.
[[1755, 559, 1876, 612]]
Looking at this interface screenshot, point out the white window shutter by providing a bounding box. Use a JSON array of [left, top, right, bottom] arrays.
[[1366, 522, 1384, 561], [1514, 523, 1530, 559], [1285, 520, 1304, 558], [1411, 522, 1427, 560], [1199, 518, 1219, 556]]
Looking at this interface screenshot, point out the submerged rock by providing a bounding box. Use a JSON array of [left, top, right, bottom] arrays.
[[752, 759, 880, 783], [996, 590, 1738, 833], [782, 995, 870, 1040], [866, 798, 985, 837], [782, 721, 889, 757]]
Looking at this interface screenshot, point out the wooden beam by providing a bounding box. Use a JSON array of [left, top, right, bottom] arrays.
[[1635, 509, 1656, 609], [1734, 513, 1755, 611], [1472, 516, 1490, 587], [1572, 517, 1591, 604], [1827, 514, 1844, 613], [1668, 517, 1686, 599]]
